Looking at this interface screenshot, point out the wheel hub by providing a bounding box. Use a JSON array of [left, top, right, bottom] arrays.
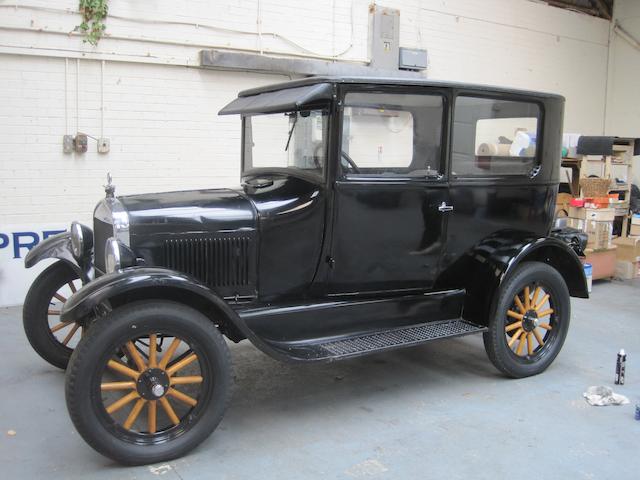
[[136, 368, 170, 400], [521, 310, 539, 332]]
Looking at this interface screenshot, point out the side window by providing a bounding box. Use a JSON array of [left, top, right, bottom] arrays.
[[341, 92, 444, 177], [452, 96, 541, 177]]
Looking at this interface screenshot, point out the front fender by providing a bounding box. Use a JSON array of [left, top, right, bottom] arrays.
[[24, 232, 92, 283], [59, 267, 288, 360]]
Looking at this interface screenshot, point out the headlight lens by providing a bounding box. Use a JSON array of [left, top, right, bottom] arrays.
[[70, 222, 84, 259], [70, 222, 93, 260], [105, 238, 121, 273], [104, 237, 136, 274]]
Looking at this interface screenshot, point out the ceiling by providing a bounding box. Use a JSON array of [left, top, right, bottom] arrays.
[[542, 0, 614, 20]]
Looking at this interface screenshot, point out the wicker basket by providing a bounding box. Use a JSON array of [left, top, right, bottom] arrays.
[[580, 178, 611, 198]]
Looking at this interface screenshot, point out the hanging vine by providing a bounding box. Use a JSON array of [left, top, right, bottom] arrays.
[[78, 0, 109, 45]]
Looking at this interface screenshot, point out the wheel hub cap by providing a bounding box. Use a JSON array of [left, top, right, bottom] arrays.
[[136, 368, 170, 400], [522, 310, 539, 332]]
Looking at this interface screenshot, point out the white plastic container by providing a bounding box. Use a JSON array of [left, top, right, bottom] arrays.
[[583, 263, 593, 293]]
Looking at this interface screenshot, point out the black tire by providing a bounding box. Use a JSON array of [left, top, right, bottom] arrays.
[[65, 300, 232, 465], [483, 261, 570, 378], [23, 262, 81, 369]]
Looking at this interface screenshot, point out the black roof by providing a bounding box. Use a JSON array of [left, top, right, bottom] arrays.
[[237, 76, 564, 100]]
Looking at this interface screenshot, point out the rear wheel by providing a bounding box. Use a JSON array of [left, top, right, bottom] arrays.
[[65, 300, 232, 465], [483, 261, 570, 378], [23, 262, 83, 369]]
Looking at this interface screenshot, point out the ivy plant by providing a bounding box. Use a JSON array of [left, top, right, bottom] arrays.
[[78, 0, 109, 45]]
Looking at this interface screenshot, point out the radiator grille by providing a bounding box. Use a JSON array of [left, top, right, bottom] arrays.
[[93, 218, 113, 273], [162, 236, 252, 288]]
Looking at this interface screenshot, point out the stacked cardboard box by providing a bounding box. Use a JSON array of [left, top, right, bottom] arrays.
[[631, 214, 640, 237], [568, 207, 614, 250], [614, 236, 640, 280]]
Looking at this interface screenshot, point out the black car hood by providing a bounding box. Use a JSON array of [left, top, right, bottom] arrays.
[[119, 188, 256, 236]]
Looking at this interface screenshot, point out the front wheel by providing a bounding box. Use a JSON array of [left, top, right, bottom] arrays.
[[483, 261, 570, 378], [23, 262, 83, 369], [65, 300, 232, 465]]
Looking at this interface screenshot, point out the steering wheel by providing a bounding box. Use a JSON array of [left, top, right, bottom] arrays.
[[340, 151, 360, 173]]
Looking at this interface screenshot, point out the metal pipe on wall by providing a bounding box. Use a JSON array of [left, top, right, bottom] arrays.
[[101, 60, 105, 139], [75, 58, 79, 134], [64, 57, 68, 135]]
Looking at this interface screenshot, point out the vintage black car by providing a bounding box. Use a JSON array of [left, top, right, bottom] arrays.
[[23, 76, 588, 465]]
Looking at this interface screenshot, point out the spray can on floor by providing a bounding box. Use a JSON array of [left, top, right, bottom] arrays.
[[615, 349, 626, 385]]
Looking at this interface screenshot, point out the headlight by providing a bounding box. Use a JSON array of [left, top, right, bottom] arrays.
[[105, 238, 121, 273], [70, 222, 93, 260], [105, 237, 136, 274]]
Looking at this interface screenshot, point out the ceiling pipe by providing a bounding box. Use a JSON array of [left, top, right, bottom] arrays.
[[614, 21, 640, 51]]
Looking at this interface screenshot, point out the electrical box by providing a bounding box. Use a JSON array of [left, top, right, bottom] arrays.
[[399, 47, 428, 71], [74, 133, 88, 153], [63, 135, 74, 154], [368, 5, 400, 70], [98, 138, 110, 154]]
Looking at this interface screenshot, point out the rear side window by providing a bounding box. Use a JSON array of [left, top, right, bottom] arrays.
[[341, 92, 444, 178], [452, 96, 541, 177]]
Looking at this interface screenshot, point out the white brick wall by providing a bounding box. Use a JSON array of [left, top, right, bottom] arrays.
[[605, 0, 640, 185], [0, 0, 618, 304]]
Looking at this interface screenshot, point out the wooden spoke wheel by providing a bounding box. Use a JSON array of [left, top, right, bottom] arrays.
[[483, 261, 570, 378], [504, 283, 558, 360], [23, 262, 83, 369], [48, 277, 83, 347], [65, 300, 232, 465], [100, 334, 204, 437]]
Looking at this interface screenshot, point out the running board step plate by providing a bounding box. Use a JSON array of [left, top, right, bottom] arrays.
[[319, 319, 486, 357], [269, 319, 487, 361]]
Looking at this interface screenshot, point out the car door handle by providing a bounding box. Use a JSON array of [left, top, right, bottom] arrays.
[[438, 202, 454, 212]]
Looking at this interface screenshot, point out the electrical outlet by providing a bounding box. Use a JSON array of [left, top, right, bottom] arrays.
[[74, 133, 88, 153], [63, 135, 74, 153], [98, 138, 110, 154]]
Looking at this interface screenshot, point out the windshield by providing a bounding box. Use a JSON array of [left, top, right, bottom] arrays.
[[243, 109, 328, 178]]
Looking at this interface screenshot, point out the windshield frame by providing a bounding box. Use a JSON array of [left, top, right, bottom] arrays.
[[240, 107, 331, 184]]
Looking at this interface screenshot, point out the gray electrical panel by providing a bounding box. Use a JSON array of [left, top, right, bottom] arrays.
[[368, 5, 400, 70], [399, 47, 428, 71]]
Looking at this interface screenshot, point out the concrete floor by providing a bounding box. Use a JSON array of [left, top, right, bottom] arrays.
[[1, 280, 638, 480]]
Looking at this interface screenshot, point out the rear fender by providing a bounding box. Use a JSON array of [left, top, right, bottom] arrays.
[[437, 231, 588, 326]]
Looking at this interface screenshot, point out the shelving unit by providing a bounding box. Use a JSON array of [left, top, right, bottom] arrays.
[[561, 137, 635, 238]]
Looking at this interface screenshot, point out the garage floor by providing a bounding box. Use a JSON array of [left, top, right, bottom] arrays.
[[1, 279, 638, 480]]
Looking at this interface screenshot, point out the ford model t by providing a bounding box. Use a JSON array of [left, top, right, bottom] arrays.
[[23, 77, 588, 465]]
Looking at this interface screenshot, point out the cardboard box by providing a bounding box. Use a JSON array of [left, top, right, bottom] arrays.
[[631, 224, 640, 236], [614, 236, 640, 262], [568, 207, 615, 222], [584, 246, 617, 280], [585, 220, 612, 250], [615, 260, 640, 280]]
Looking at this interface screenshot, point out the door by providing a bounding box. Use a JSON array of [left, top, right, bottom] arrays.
[[328, 89, 451, 294]]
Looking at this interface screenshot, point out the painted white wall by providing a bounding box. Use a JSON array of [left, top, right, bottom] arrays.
[[605, 0, 640, 185], [0, 1, 615, 305]]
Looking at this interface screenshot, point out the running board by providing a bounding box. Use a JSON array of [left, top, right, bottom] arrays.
[[265, 319, 487, 362]]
